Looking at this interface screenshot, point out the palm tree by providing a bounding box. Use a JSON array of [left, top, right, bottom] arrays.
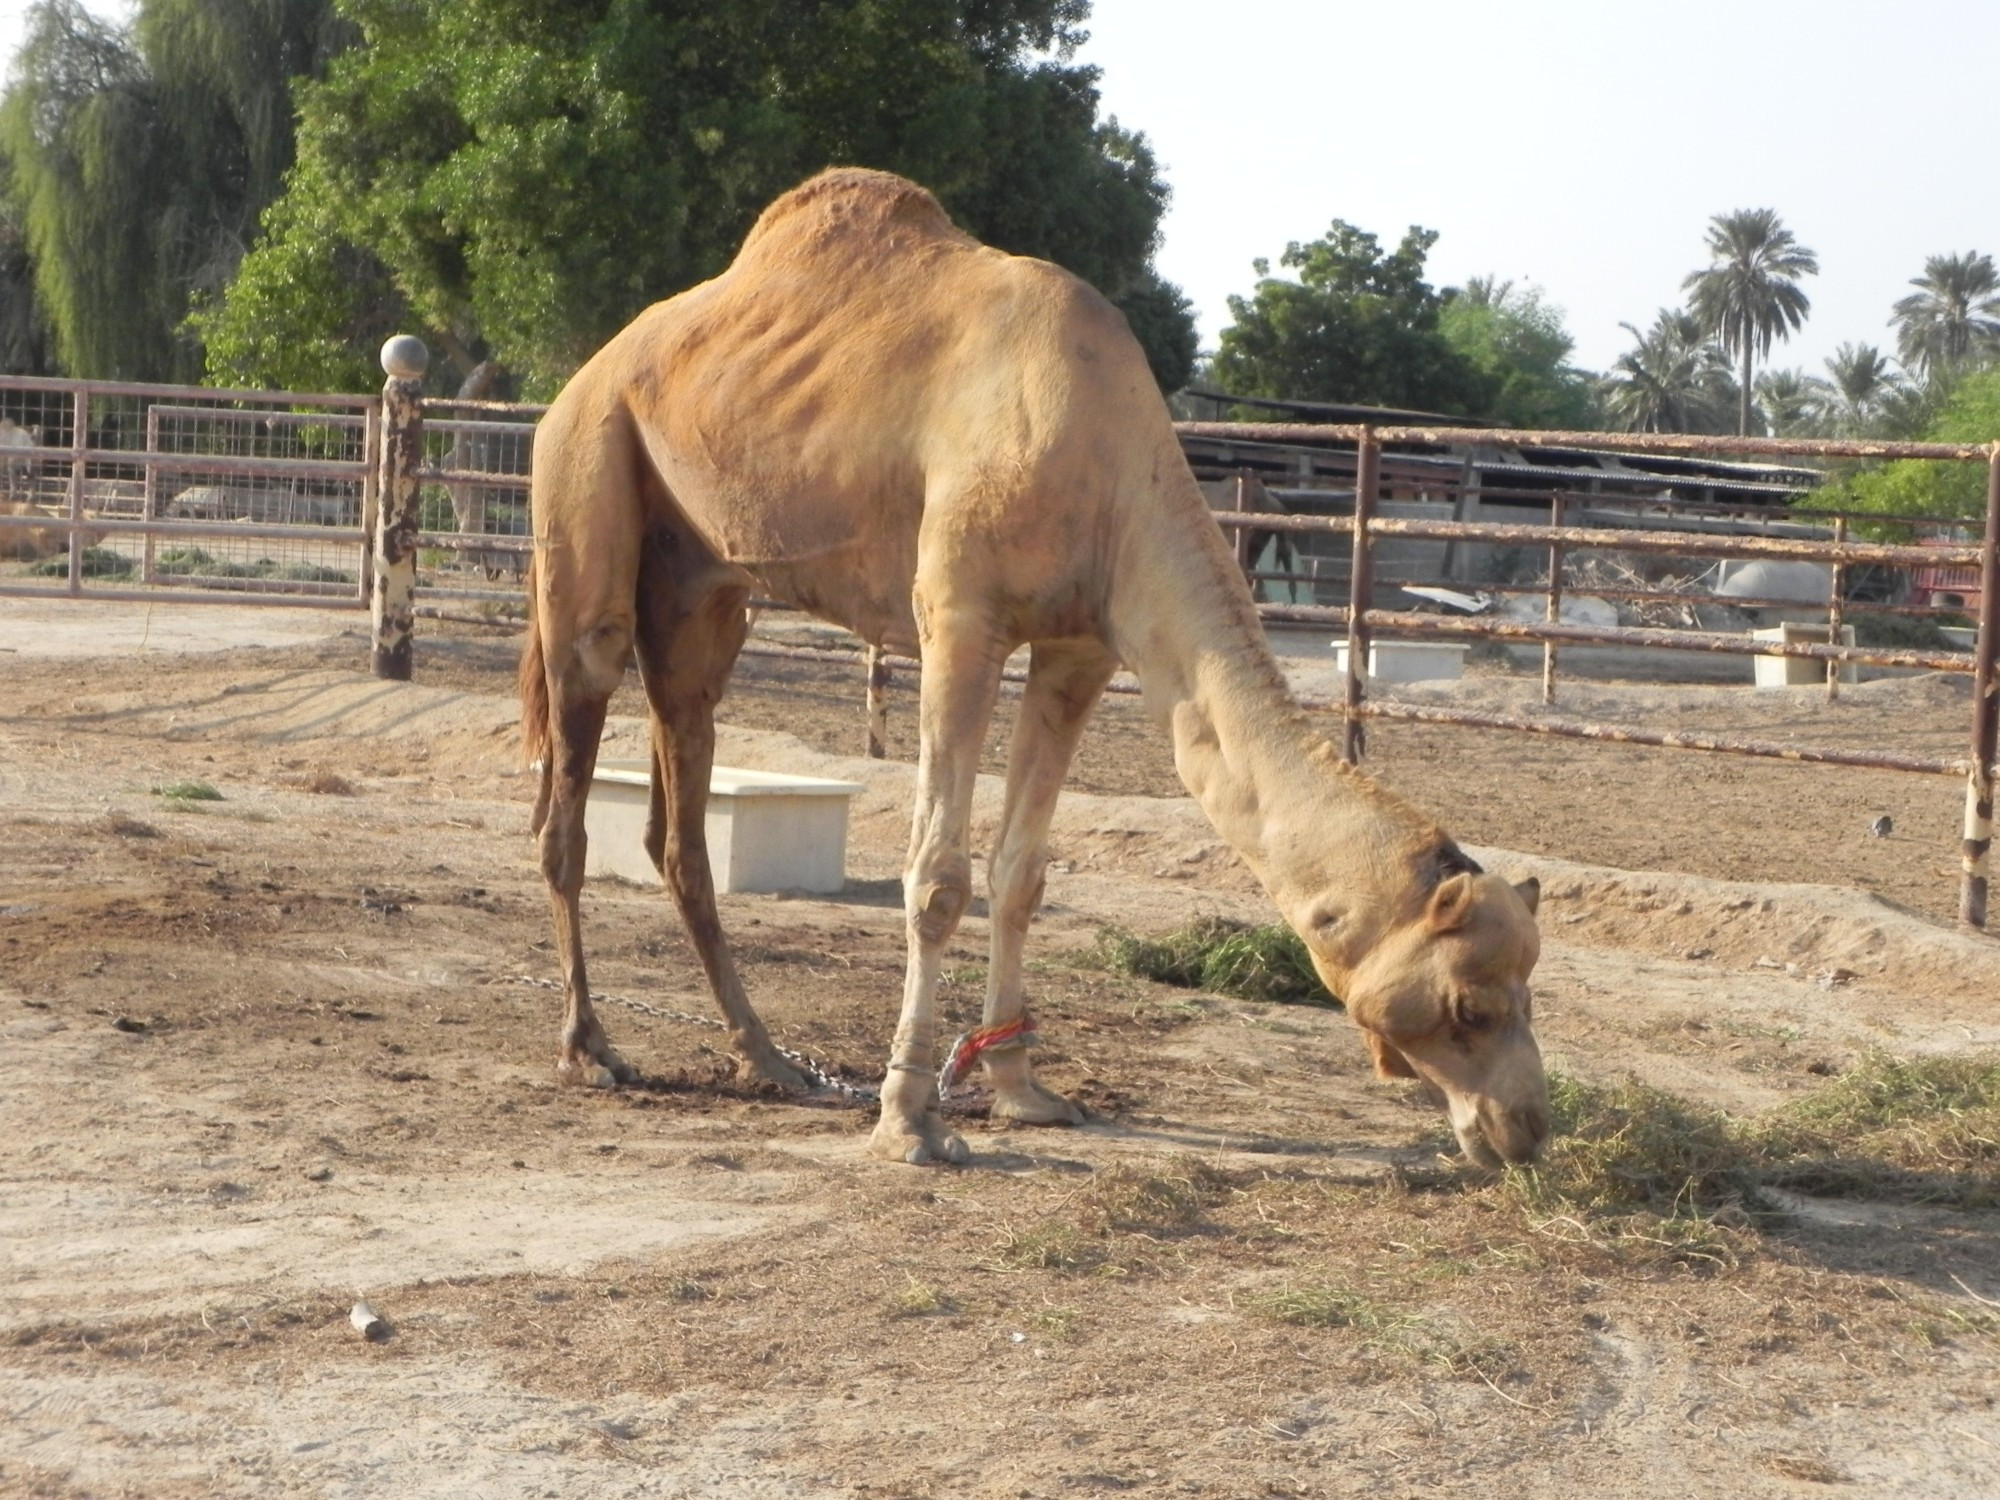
[[1683, 208, 1819, 436], [1755, 368, 1816, 437], [1806, 342, 1903, 437], [1598, 308, 1737, 434], [1889, 251, 2000, 382]]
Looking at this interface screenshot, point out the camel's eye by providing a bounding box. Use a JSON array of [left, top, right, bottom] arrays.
[[1452, 995, 1492, 1031]]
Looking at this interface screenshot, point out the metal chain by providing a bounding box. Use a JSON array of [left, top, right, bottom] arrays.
[[497, 975, 880, 1103]]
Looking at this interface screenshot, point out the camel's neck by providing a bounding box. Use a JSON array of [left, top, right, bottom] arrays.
[[1107, 453, 1440, 965]]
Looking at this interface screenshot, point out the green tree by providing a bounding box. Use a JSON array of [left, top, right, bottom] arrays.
[[1597, 309, 1737, 434], [0, 0, 346, 380], [0, 155, 56, 374], [1210, 221, 1491, 415], [1754, 367, 1816, 436], [1890, 251, 2000, 384], [1437, 276, 1597, 428], [199, 0, 1195, 398], [1682, 208, 1818, 436], [1805, 342, 1906, 438], [1805, 365, 2000, 524]]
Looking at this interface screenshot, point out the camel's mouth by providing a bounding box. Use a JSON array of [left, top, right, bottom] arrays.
[[1454, 1103, 1549, 1168]]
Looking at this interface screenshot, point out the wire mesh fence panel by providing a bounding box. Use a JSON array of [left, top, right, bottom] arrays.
[[413, 403, 542, 614], [0, 377, 374, 604]]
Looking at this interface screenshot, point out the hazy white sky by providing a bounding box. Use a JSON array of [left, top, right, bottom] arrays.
[[1077, 0, 2000, 375], [5, 0, 1994, 379]]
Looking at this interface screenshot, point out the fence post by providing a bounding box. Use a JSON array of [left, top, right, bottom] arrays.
[[1960, 447, 2000, 929], [359, 400, 382, 605], [865, 646, 889, 759], [66, 388, 88, 597], [1343, 427, 1378, 764], [1233, 471, 1256, 574], [1543, 493, 1566, 705], [372, 336, 428, 680], [141, 404, 159, 585], [1827, 516, 1847, 703]]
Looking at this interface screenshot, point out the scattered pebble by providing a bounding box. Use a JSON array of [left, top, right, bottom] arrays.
[[110, 1015, 147, 1034]]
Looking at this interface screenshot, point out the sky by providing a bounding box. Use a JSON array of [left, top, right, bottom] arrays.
[[3, 0, 1995, 380], [1073, 0, 1999, 375]]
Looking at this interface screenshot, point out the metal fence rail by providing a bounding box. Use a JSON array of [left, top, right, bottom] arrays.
[[3, 359, 1994, 929]]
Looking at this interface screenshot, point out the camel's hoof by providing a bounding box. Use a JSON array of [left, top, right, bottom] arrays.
[[736, 1049, 809, 1093], [991, 1080, 1085, 1127], [868, 1114, 968, 1167], [556, 1050, 636, 1089]]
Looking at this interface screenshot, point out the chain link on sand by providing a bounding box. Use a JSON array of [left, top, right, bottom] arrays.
[[497, 975, 882, 1104]]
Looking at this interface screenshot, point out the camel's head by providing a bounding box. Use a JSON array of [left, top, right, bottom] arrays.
[[1320, 867, 1548, 1167]]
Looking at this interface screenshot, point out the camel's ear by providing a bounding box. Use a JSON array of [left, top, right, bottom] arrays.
[[1428, 871, 1476, 933], [1512, 876, 1540, 917]]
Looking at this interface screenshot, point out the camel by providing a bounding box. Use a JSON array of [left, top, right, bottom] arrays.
[[0, 417, 71, 562], [520, 168, 1550, 1168]]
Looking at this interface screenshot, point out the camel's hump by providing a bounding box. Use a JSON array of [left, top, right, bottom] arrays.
[[737, 168, 976, 261]]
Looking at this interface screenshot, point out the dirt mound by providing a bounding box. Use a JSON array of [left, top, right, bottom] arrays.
[[691, 716, 2000, 1019]]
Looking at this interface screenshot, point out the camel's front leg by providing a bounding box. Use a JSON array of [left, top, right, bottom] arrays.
[[870, 614, 1006, 1165], [982, 640, 1116, 1125]]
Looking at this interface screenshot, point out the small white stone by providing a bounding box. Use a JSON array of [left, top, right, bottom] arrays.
[[349, 1301, 389, 1340]]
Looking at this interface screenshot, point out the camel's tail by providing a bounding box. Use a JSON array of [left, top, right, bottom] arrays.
[[519, 555, 553, 832]]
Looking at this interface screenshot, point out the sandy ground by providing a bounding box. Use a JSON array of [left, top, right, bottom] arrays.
[[2, 603, 1999, 1499]]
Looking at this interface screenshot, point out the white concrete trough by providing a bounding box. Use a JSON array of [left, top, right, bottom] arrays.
[[1750, 623, 1857, 688], [1332, 639, 1470, 684], [583, 760, 864, 894]]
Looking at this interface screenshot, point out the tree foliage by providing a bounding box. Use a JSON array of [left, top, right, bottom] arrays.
[[0, 154, 56, 374], [1754, 367, 1815, 437], [1804, 342, 1908, 438], [199, 0, 1195, 397], [1210, 221, 1493, 416], [1437, 276, 1596, 429], [1597, 309, 1737, 435], [0, 0, 347, 380], [1890, 251, 2000, 383], [1806, 366, 2000, 524], [1682, 207, 1817, 436]]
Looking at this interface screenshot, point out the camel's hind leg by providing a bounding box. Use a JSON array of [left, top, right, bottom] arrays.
[[870, 608, 1009, 1165], [534, 609, 639, 1088], [633, 570, 806, 1091], [527, 398, 645, 1088], [981, 639, 1117, 1124]]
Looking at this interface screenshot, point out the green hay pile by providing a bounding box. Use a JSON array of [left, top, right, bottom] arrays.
[[1751, 1051, 2000, 1207], [1499, 1053, 2000, 1263], [1088, 917, 1338, 1007], [28, 545, 130, 578], [154, 547, 352, 584]]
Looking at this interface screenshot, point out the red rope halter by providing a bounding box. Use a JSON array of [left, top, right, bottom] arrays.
[[939, 1010, 1039, 1095]]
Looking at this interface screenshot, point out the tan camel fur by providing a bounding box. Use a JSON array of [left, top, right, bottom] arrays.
[[521, 168, 1551, 1167]]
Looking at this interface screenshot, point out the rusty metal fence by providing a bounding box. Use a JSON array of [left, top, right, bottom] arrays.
[[0, 370, 539, 621], [2, 362, 1994, 929], [0, 375, 378, 607]]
